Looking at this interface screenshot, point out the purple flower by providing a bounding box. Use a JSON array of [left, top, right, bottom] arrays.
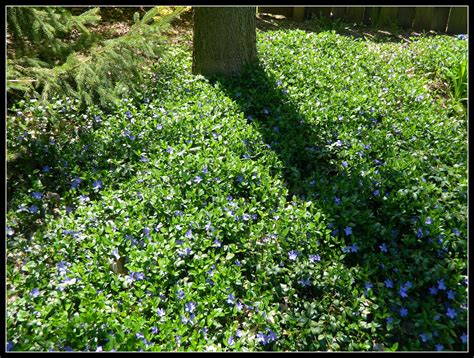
[[437, 279, 447, 290], [342, 161, 348, 167], [384, 279, 393, 288], [151, 326, 159, 334], [399, 307, 408, 317], [461, 333, 467, 344], [435, 344, 443, 351], [96, 346, 103, 352], [299, 277, 311, 287], [416, 228, 423, 238], [185, 230, 193, 239], [177, 289, 185, 300], [335, 139, 343, 147], [7, 341, 14, 351], [386, 317, 394, 324], [334, 197, 341, 205], [79, 195, 89, 204], [344, 226, 353, 236], [447, 290, 455, 300], [373, 189, 380, 196], [309, 254, 321, 263], [242, 213, 250, 221], [166, 147, 174, 154], [71, 177, 82, 189], [256, 332, 269, 345], [42, 166, 51, 173], [453, 229, 460, 236], [185, 301, 197, 313], [235, 260, 241, 267], [193, 176, 202, 184], [32, 191, 43, 199], [157, 308, 166, 317], [228, 336, 235, 346], [446, 307, 457, 319], [379, 243, 388, 252], [140, 155, 147, 162], [236, 301, 244, 311], [267, 329, 277, 342], [425, 217, 433, 225], [399, 287, 408, 298], [227, 293, 235, 305], [92, 180, 102, 190], [156, 124, 163, 130], [288, 250, 300, 261], [419, 333, 430, 342], [30, 288, 40, 297], [213, 239, 221, 248], [350, 243, 359, 252], [29, 205, 39, 214], [429, 286, 438, 295]]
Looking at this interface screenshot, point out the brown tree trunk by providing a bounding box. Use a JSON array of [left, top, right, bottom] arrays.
[[192, 7, 257, 77]]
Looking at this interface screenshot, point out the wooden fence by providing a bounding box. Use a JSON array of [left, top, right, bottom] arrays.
[[258, 6, 468, 34]]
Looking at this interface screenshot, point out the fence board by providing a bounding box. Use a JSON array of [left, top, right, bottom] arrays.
[[413, 7, 434, 31], [346, 7, 365, 23], [397, 7, 415, 28], [446, 7, 467, 34], [309, 6, 332, 19], [293, 7, 305, 22], [331, 6, 347, 19], [430, 7, 450, 32], [364, 7, 381, 26], [378, 7, 399, 27]]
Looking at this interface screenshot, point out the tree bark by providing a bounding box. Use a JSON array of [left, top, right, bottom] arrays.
[[192, 7, 257, 77]]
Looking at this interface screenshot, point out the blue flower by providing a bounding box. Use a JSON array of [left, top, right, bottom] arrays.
[[429, 286, 438, 295], [228, 336, 235, 346], [193, 176, 202, 184], [399, 286, 408, 298], [185, 301, 197, 313], [416, 228, 423, 238], [335, 139, 343, 147], [7, 341, 14, 351], [344, 226, 352, 236], [185, 230, 193, 239], [157, 308, 166, 318], [461, 333, 467, 344], [437, 279, 447, 290], [379, 243, 388, 252], [447, 290, 455, 300], [435, 344, 443, 351], [32, 191, 43, 199], [446, 307, 457, 319], [453, 228, 460, 236], [263, 107, 270, 115], [256, 332, 269, 345], [92, 180, 102, 190], [350, 243, 359, 252], [373, 189, 380, 196], [334, 197, 341, 205], [29, 205, 39, 214], [386, 317, 393, 324], [309, 254, 321, 263], [213, 239, 221, 248], [227, 293, 235, 305], [384, 279, 393, 288], [299, 277, 311, 287], [71, 177, 82, 189], [42, 166, 51, 173], [288, 250, 300, 260], [399, 307, 408, 317], [140, 155, 147, 162], [342, 161, 348, 167], [236, 329, 243, 338], [365, 282, 373, 290], [30, 287, 40, 297], [125, 111, 133, 118], [419, 333, 430, 342], [177, 289, 185, 300], [425, 217, 433, 225], [235, 260, 241, 266]]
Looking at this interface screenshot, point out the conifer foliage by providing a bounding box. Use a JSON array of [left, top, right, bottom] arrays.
[[7, 6, 186, 110]]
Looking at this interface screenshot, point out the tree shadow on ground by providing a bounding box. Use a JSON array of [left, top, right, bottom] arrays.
[[215, 60, 341, 199]]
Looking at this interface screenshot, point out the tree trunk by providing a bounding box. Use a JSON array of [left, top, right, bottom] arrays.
[[192, 7, 257, 77]]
